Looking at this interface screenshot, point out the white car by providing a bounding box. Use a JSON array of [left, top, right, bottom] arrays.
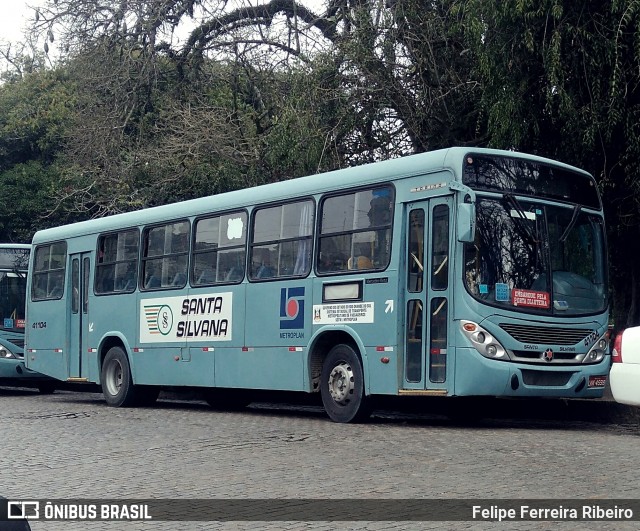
[[610, 327, 640, 406]]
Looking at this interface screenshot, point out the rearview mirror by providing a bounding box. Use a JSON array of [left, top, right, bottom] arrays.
[[457, 202, 476, 243]]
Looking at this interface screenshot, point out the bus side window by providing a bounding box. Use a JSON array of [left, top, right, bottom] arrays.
[[252, 248, 275, 279], [431, 204, 450, 290], [142, 221, 189, 290], [192, 211, 247, 286], [33, 274, 48, 299], [172, 272, 187, 287], [224, 267, 243, 282], [32, 243, 67, 300], [251, 200, 314, 280], [348, 255, 373, 270], [317, 186, 393, 275], [146, 274, 161, 289], [47, 271, 64, 298]]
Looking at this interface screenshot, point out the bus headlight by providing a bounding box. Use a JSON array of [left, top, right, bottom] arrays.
[[461, 321, 511, 361], [1, 347, 18, 359], [582, 336, 608, 364]]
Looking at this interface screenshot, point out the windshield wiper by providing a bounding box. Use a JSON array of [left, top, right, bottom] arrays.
[[503, 193, 539, 246], [559, 204, 582, 243]]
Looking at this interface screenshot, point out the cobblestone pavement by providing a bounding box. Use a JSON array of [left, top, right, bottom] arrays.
[[1, 386, 639, 531]]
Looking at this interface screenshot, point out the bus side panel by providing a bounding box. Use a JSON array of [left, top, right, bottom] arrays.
[[215, 347, 304, 390], [131, 347, 213, 387], [89, 292, 139, 385], [133, 286, 246, 387], [225, 279, 309, 391], [25, 349, 66, 382], [355, 280, 405, 396], [311, 271, 402, 396], [26, 300, 69, 382], [362, 346, 398, 395]]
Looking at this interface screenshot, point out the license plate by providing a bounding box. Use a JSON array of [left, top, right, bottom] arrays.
[[588, 375, 607, 388]]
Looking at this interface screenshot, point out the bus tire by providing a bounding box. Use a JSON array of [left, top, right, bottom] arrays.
[[320, 344, 370, 423], [101, 346, 136, 407]]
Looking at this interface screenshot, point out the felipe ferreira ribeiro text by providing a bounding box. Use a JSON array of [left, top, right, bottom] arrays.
[[473, 505, 633, 521]]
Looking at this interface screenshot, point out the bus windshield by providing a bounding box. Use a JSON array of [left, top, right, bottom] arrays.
[[0, 272, 27, 332], [463, 154, 601, 209], [464, 197, 607, 316], [0, 246, 29, 335]]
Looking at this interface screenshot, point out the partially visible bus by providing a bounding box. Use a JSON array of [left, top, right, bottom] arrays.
[[25, 147, 609, 421], [0, 244, 55, 393]]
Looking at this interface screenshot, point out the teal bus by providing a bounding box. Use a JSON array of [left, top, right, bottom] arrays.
[[25, 148, 609, 422], [0, 243, 55, 392]]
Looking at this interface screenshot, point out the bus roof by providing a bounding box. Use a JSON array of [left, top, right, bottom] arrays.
[[32, 147, 591, 244]]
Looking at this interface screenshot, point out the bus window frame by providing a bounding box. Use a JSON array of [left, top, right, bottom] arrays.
[[31, 241, 67, 301], [190, 208, 249, 287], [248, 197, 316, 283], [94, 227, 141, 296], [315, 183, 395, 277], [140, 219, 191, 291]]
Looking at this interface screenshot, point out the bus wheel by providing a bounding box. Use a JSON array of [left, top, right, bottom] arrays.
[[101, 346, 136, 407], [320, 344, 370, 423]]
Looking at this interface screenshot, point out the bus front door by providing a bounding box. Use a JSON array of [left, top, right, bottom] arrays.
[[68, 252, 92, 380], [403, 198, 452, 392]]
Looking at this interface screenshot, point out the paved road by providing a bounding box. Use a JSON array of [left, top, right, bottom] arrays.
[[1, 386, 639, 530]]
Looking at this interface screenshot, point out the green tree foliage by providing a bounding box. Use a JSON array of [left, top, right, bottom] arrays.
[[0, 68, 77, 240], [0, 161, 54, 242], [0, 68, 74, 170]]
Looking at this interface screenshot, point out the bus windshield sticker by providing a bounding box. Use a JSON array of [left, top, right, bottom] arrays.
[[313, 302, 374, 324], [495, 283, 510, 302], [511, 289, 550, 309], [140, 293, 233, 343]]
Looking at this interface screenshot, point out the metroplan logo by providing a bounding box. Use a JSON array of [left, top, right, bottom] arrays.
[[280, 287, 305, 329]]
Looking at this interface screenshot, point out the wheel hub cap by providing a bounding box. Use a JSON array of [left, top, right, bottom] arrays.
[[328, 362, 354, 404]]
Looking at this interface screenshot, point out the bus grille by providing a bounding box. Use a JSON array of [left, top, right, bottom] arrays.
[[499, 323, 593, 346]]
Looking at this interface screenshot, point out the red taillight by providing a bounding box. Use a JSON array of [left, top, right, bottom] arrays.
[[611, 332, 623, 363]]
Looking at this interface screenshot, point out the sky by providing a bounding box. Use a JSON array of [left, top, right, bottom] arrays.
[[0, 0, 326, 46], [0, 0, 43, 44]]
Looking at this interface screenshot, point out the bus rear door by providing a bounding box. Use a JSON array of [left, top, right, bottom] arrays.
[[402, 198, 452, 393]]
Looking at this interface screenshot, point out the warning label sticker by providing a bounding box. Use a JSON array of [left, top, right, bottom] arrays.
[[313, 302, 374, 324], [511, 289, 550, 309]]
